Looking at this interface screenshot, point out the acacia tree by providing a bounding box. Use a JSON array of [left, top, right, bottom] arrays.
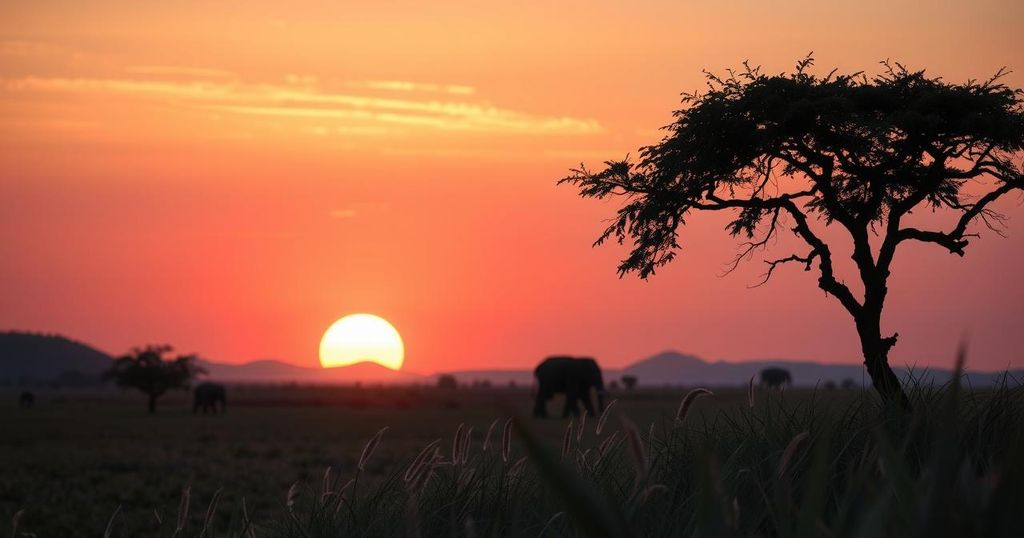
[[561, 58, 1024, 406], [104, 345, 205, 413]]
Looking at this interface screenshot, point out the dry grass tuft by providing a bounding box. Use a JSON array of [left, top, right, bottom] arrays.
[[404, 439, 442, 484]]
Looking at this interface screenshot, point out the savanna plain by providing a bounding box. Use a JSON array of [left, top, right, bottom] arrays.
[[3, 379, 1022, 538]]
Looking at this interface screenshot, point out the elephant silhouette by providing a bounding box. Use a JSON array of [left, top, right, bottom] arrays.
[[533, 356, 606, 418], [193, 382, 227, 414], [760, 367, 792, 389], [19, 391, 34, 409]]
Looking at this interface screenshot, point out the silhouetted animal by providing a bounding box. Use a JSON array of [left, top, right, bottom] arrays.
[[760, 367, 792, 389], [533, 356, 606, 418], [19, 391, 34, 408], [193, 382, 226, 414]]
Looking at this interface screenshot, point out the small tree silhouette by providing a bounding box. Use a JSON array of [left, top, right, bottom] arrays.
[[437, 374, 458, 390], [104, 345, 204, 413], [562, 57, 1024, 407], [621, 375, 638, 390]]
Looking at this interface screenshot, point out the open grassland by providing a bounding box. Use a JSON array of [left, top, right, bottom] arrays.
[[2, 382, 1020, 537]]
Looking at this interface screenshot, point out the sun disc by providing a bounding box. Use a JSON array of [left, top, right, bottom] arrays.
[[319, 313, 404, 370]]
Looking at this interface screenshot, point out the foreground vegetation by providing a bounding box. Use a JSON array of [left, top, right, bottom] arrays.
[[4, 373, 1022, 537]]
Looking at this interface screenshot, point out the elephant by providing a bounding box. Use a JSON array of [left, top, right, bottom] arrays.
[[193, 382, 227, 414], [19, 391, 34, 409], [533, 356, 606, 418], [760, 367, 792, 389]]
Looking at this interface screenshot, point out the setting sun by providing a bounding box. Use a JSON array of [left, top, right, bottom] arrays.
[[318, 314, 404, 370]]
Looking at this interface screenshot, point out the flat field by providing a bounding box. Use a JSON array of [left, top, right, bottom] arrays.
[[4, 383, 1005, 537], [0, 385, 741, 535]]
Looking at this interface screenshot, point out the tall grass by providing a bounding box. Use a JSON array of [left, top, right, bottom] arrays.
[[52, 374, 1024, 537]]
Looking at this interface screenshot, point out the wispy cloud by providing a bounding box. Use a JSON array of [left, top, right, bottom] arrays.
[[0, 74, 603, 135], [329, 209, 358, 219], [352, 80, 476, 95], [125, 65, 234, 79]]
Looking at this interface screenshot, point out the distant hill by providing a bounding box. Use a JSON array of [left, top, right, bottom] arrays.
[[618, 350, 1022, 387], [0, 331, 113, 385], [3, 331, 1018, 388], [197, 358, 421, 384], [0, 332, 420, 385], [439, 350, 1022, 388]]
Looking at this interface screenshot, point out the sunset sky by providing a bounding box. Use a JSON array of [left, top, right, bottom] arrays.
[[2, 1, 1022, 373]]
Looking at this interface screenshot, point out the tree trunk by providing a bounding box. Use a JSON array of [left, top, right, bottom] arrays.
[[148, 393, 158, 414], [855, 314, 909, 408]]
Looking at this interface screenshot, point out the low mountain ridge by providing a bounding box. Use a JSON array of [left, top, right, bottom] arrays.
[[0, 331, 112, 384], [2, 332, 1019, 387]]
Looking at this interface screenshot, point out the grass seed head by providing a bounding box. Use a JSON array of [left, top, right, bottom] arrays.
[[482, 418, 499, 452], [460, 426, 474, 465], [286, 482, 299, 513], [199, 489, 222, 538], [595, 399, 617, 436], [320, 466, 333, 503], [405, 439, 442, 483], [562, 419, 574, 459], [501, 418, 513, 462], [358, 426, 389, 472], [452, 423, 465, 465], [103, 505, 121, 538], [778, 430, 810, 478], [621, 415, 648, 483], [176, 486, 191, 534], [676, 388, 714, 422]]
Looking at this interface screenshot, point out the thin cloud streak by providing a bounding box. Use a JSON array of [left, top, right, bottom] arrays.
[[125, 65, 235, 79], [1, 75, 602, 135]]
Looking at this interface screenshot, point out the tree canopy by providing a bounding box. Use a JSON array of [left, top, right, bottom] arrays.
[[561, 57, 1024, 405], [104, 345, 204, 413]]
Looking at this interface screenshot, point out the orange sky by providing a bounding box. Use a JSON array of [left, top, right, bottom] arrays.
[[2, 1, 1023, 372]]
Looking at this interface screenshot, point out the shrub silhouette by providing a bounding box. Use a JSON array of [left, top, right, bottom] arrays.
[[437, 374, 457, 390], [621, 375, 638, 390], [562, 56, 1024, 407]]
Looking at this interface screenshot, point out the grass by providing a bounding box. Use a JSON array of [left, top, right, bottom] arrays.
[[3, 376, 1022, 537]]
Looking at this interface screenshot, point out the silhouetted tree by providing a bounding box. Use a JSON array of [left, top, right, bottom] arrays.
[[437, 374, 457, 390], [562, 57, 1024, 407], [104, 345, 204, 413], [621, 375, 638, 390], [760, 367, 793, 389], [841, 378, 857, 390], [824, 380, 837, 390]]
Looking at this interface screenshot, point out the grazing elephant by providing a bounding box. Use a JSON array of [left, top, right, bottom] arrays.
[[193, 382, 227, 414], [533, 356, 606, 418], [760, 367, 792, 389], [19, 391, 34, 409]]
